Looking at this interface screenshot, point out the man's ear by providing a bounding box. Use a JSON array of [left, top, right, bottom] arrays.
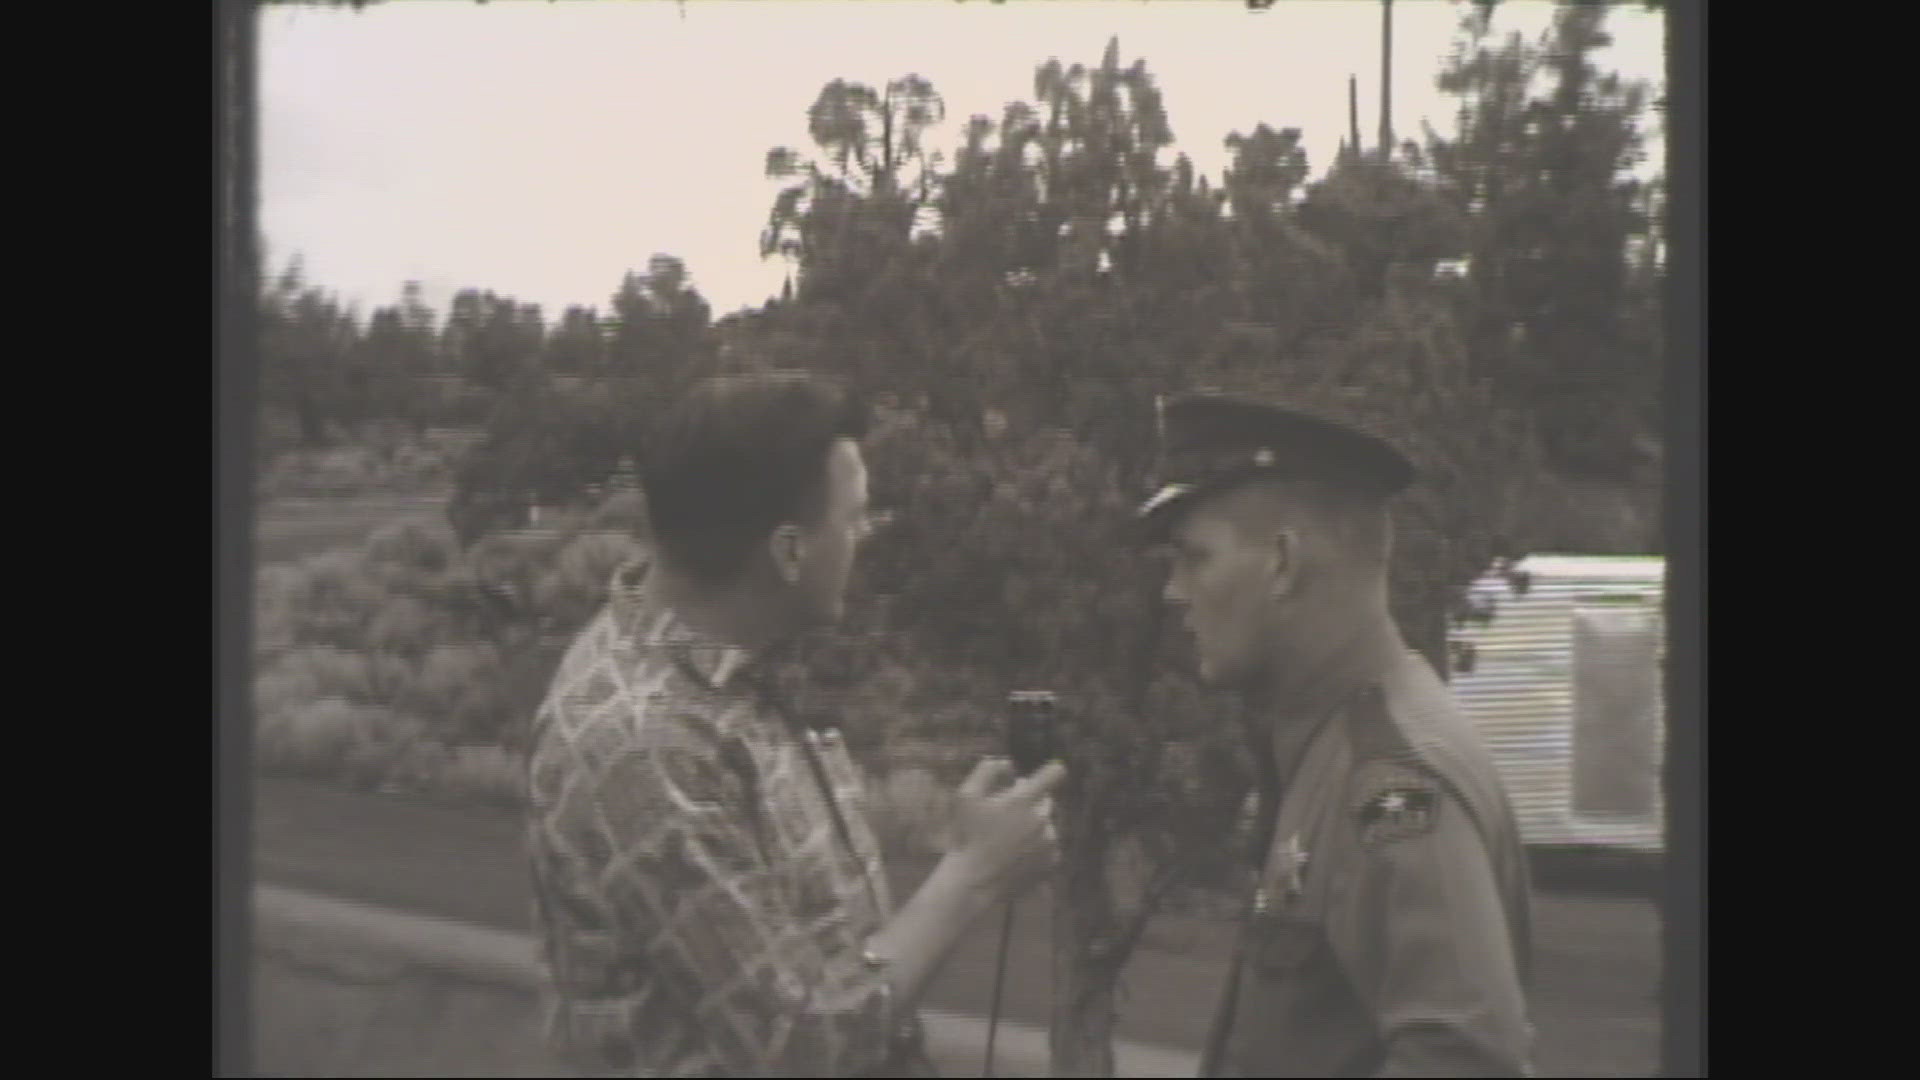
[[769, 524, 806, 585]]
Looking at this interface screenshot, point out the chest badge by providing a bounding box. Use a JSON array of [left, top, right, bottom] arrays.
[[1253, 833, 1310, 915], [1276, 833, 1310, 897]]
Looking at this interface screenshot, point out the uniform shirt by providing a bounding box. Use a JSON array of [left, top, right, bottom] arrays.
[[1204, 645, 1535, 1078], [524, 559, 926, 1077]]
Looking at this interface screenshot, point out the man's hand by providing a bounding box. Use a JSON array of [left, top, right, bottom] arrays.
[[862, 759, 1068, 1028], [948, 758, 1066, 899]]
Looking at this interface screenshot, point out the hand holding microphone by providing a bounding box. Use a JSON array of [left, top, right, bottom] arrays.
[[951, 756, 1065, 899], [973, 690, 1064, 1079]]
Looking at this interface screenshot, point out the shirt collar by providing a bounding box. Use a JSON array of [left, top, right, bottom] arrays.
[[608, 558, 760, 692]]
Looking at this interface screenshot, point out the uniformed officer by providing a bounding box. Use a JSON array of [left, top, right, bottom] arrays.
[[1139, 393, 1535, 1078]]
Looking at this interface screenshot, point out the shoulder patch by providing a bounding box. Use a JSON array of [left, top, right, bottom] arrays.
[[1350, 759, 1440, 846]]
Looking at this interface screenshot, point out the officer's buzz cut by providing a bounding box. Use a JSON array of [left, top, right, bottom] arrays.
[[1224, 476, 1396, 571]]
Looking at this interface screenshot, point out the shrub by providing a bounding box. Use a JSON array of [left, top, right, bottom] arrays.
[[442, 745, 528, 806], [285, 551, 386, 651], [364, 596, 444, 658], [365, 519, 460, 574], [260, 646, 377, 708], [537, 529, 644, 631], [254, 659, 324, 731], [257, 425, 473, 501], [253, 563, 306, 662], [258, 697, 382, 773], [405, 643, 505, 738]]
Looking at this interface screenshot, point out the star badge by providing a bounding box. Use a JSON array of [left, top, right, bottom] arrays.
[[1275, 833, 1309, 898]]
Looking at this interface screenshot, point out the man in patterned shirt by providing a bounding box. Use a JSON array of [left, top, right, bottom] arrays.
[[527, 372, 1066, 1077]]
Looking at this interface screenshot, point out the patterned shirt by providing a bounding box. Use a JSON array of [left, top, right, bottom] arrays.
[[525, 559, 925, 1077]]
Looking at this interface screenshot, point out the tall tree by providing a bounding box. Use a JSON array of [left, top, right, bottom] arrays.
[[1426, 1, 1660, 479], [544, 305, 607, 376], [761, 76, 952, 420], [763, 76, 946, 279], [447, 257, 714, 544], [604, 254, 715, 419], [1222, 124, 1355, 350], [356, 285, 442, 434], [441, 289, 545, 394], [259, 256, 364, 447]]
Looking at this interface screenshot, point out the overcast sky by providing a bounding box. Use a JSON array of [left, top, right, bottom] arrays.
[[259, 0, 1666, 321]]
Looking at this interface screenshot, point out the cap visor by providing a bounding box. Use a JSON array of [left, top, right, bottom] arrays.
[[1137, 483, 1195, 520], [1128, 484, 1197, 546]]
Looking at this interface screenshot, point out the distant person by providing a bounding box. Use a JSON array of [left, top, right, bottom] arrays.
[[1138, 394, 1534, 1077], [524, 371, 1065, 1077]]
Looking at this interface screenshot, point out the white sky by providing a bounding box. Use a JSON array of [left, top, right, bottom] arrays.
[[259, 0, 1665, 321]]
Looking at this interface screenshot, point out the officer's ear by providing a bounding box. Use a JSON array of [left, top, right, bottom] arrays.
[[1268, 527, 1304, 600]]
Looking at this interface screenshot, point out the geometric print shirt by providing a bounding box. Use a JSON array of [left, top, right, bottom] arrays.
[[525, 559, 927, 1077]]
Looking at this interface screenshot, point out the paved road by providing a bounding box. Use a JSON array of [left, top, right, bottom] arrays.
[[251, 777, 1661, 1076]]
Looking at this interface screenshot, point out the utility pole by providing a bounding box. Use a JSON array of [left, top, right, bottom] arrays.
[[1350, 74, 1362, 160], [1380, 0, 1394, 156]]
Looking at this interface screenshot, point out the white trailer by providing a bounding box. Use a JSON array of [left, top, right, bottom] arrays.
[[1448, 555, 1667, 854]]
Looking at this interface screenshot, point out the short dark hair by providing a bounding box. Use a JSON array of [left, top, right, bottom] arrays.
[[641, 371, 870, 587], [1223, 477, 1394, 570]]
